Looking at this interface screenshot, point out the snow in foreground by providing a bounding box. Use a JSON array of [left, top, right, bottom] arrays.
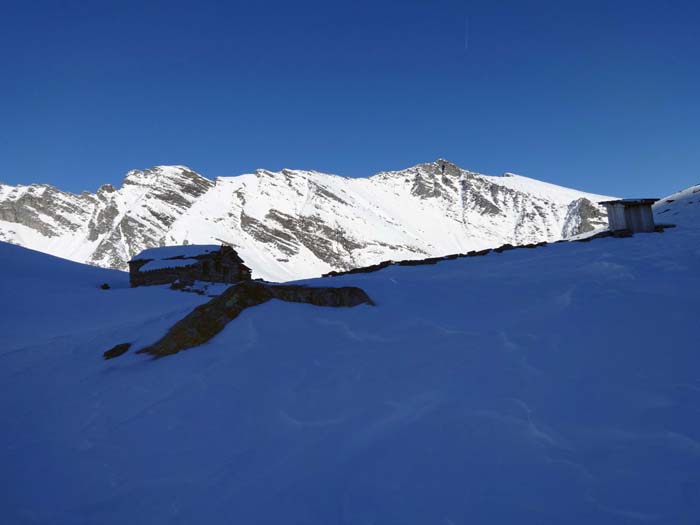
[[1, 189, 700, 524]]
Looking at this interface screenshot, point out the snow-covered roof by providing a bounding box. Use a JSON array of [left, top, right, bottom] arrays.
[[130, 244, 220, 263], [139, 258, 199, 272]]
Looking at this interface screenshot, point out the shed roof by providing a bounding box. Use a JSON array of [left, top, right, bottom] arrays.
[[129, 244, 220, 263], [599, 198, 659, 206]]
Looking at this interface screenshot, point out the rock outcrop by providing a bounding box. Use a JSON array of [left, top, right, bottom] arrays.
[[134, 282, 374, 358]]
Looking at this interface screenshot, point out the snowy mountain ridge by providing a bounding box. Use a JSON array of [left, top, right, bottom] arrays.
[[0, 160, 612, 281]]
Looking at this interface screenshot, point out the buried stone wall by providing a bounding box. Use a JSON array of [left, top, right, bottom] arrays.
[[321, 224, 675, 279], [105, 281, 374, 359]]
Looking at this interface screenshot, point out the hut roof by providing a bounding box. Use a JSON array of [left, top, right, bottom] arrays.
[[139, 258, 199, 272], [599, 198, 659, 206], [129, 245, 221, 263]]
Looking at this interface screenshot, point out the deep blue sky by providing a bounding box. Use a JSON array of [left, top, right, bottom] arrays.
[[1, 0, 698, 197]]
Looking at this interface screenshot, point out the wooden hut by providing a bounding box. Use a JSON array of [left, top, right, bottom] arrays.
[[600, 199, 658, 233]]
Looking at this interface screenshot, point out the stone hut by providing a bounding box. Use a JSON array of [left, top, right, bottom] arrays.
[[600, 199, 658, 233], [128, 244, 252, 287]]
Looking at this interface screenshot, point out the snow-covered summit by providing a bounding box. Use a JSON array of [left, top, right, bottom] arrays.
[[122, 165, 204, 185]]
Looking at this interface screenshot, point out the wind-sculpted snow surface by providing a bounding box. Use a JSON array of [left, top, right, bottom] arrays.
[[1, 189, 699, 524], [0, 160, 611, 281]]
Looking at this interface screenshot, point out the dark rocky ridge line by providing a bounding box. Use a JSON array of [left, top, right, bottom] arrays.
[[321, 242, 548, 277], [104, 281, 374, 359], [322, 226, 674, 278]]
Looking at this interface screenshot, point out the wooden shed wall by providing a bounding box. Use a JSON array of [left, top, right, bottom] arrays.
[[604, 202, 656, 233]]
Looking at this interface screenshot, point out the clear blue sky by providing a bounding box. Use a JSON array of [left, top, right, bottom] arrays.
[[1, 0, 698, 197]]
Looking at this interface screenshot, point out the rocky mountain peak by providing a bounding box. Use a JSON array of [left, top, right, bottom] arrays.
[[423, 159, 463, 177], [97, 183, 117, 194], [122, 165, 208, 186]]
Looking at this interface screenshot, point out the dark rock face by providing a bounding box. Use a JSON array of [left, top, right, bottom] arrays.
[[87, 202, 119, 241], [562, 198, 608, 237], [408, 160, 462, 199], [0, 185, 92, 237], [240, 210, 300, 257], [239, 205, 425, 274], [576, 198, 607, 232], [137, 282, 374, 358]]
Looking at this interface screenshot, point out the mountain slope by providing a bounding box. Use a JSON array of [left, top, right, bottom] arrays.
[[0, 166, 213, 269], [654, 183, 700, 228], [0, 160, 611, 281], [1, 185, 698, 524]]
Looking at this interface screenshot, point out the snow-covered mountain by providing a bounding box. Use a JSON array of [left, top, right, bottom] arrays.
[[0, 166, 214, 270], [1, 185, 698, 524], [0, 160, 611, 281]]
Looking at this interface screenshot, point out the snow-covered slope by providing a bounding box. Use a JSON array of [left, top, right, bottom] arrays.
[[654, 183, 700, 229], [0, 160, 611, 281], [1, 186, 698, 524]]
